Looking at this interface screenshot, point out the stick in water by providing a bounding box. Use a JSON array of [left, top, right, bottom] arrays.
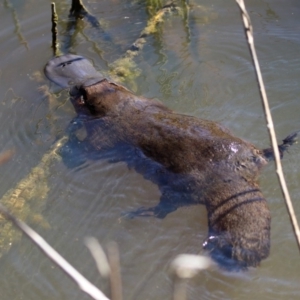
[[0, 204, 109, 300], [235, 0, 300, 250], [51, 3, 61, 57]]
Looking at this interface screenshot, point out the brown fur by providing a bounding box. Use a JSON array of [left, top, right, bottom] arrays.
[[69, 79, 271, 270]]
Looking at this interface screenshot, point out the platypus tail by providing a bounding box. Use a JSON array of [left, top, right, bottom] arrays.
[[262, 131, 299, 161]]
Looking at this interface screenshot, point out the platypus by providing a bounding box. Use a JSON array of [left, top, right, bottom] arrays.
[[45, 54, 298, 270]]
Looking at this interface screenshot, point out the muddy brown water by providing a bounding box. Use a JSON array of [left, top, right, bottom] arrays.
[[0, 0, 300, 299]]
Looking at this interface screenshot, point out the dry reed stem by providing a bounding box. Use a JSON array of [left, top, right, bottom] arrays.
[[0, 204, 110, 300], [235, 0, 300, 250], [106, 242, 123, 300], [173, 278, 187, 300], [85, 237, 111, 278], [170, 254, 211, 300]]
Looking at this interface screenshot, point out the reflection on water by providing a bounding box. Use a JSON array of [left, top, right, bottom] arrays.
[[3, 0, 29, 50], [0, 0, 300, 299]]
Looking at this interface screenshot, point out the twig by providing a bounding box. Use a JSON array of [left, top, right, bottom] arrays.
[[235, 0, 300, 250], [85, 237, 111, 278], [51, 3, 61, 57], [106, 242, 123, 300], [70, 0, 88, 18], [0, 204, 109, 300], [173, 277, 188, 300], [170, 254, 211, 300], [65, 0, 115, 56], [181, 0, 191, 45], [85, 238, 123, 300], [69, 0, 102, 28]]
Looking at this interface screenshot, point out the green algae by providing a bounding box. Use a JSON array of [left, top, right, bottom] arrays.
[[0, 137, 67, 257], [109, 4, 182, 88]]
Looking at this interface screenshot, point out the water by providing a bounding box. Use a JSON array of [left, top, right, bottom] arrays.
[[0, 0, 300, 299]]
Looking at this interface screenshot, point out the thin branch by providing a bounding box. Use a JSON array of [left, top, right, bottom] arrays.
[[170, 254, 211, 300], [69, 0, 102, 29], [70, 0, 88, 18], [65, 0, 116, 58], [51, 2, 61, 57], [235, 0, 300, 250], [106, 242, 123, 300], [85, 238, 123, 300], [0, 204, 109, 300], [85, 237, 111, 278], [173, 277, 188, 300]]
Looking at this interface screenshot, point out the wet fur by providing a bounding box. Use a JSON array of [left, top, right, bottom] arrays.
[[66, 80, 271, 270]]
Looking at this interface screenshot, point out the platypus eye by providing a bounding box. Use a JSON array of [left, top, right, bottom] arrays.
[[75, 87, 88, 105], [79, 87, 88, 103], [78, 95, 85, 105], [70, 86, 88, 106]]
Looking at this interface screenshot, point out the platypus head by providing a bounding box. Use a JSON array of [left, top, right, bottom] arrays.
[[45, 54, 105, 89], [45, 54, 110, 115], [45, 54, 133, 117]]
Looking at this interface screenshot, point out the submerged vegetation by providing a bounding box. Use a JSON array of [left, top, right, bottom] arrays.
[[0, 0, 299, 299], [0, 137, 66, 258], [0, 1, 214, 298]]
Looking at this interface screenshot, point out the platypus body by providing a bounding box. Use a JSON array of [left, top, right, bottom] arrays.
[[45, 54, 297, 270]]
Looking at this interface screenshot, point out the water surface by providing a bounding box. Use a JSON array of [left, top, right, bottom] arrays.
[[0, 0, 300, 299]]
